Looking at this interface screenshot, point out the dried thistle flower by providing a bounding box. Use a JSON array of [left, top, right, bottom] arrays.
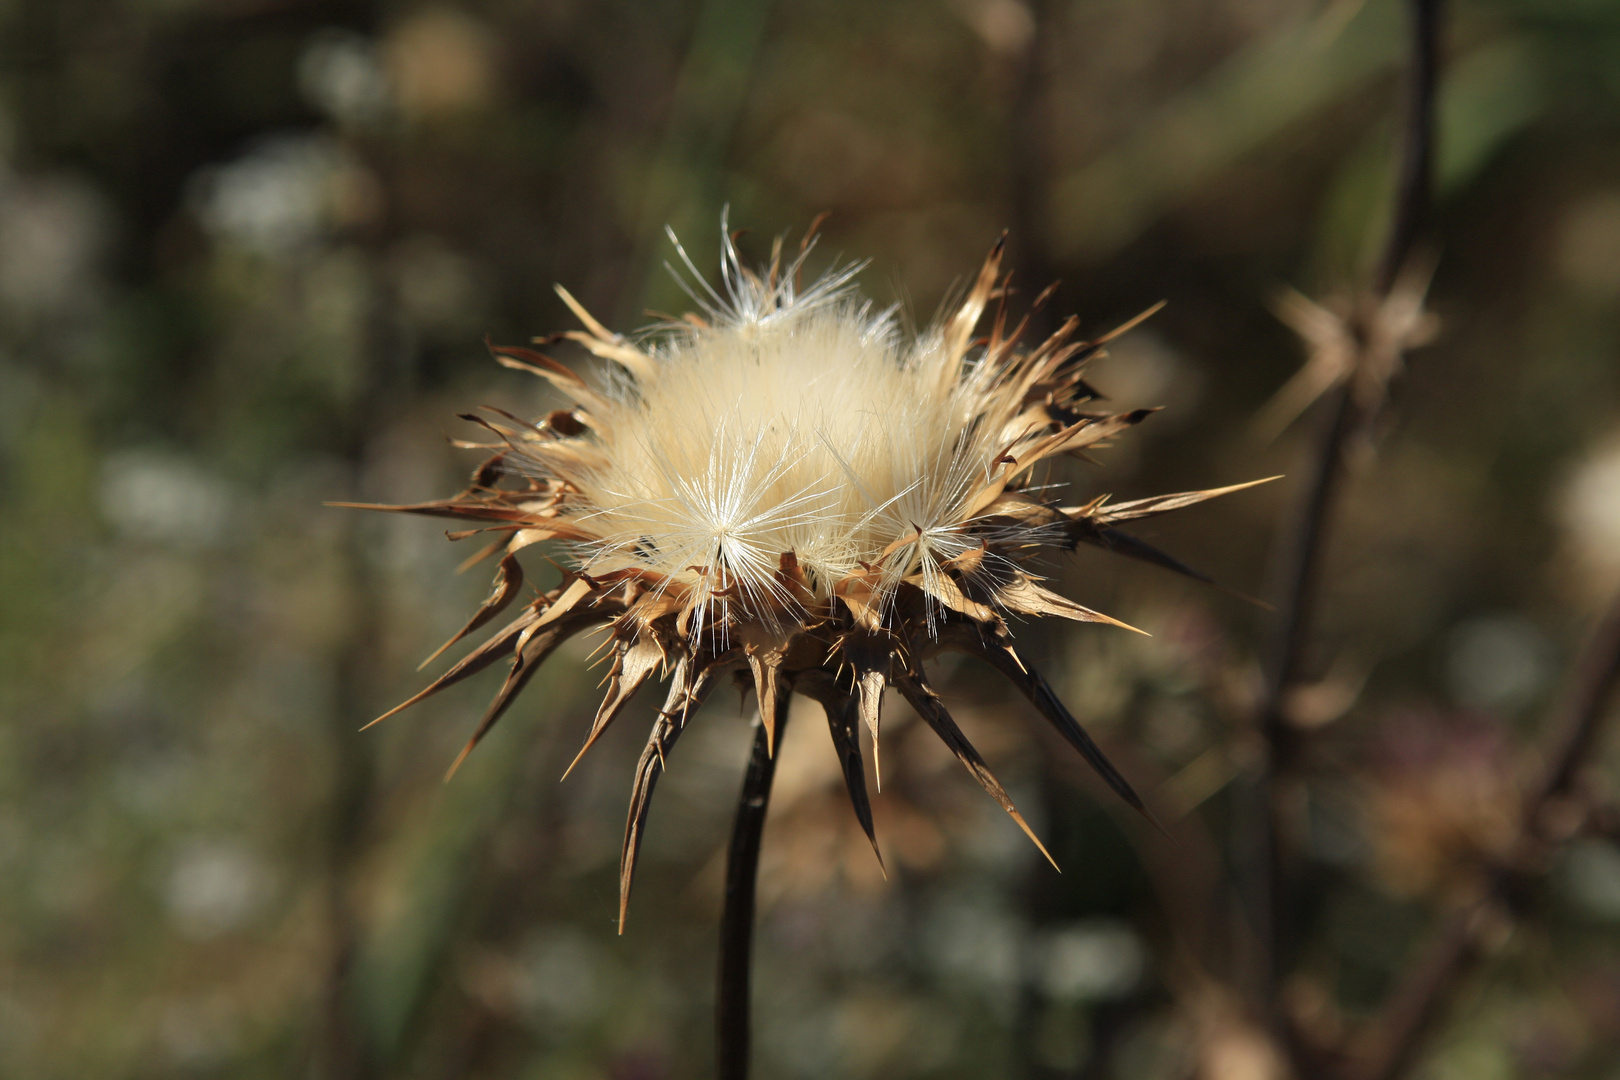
[[1253, 260, 1439, 442], [350, 221, 1269, 930]]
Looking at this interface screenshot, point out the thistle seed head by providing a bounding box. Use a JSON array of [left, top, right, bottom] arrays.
[[351, 220, 1271, 931]]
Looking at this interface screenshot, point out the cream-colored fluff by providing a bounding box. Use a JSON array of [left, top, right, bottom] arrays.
[[518, 229, 1045, 634]]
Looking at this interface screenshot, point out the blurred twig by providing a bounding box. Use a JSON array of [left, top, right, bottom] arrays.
[[1348, 593, 1620, 1080], [308, 535, 383, 1080], [1377, 0, 1441, 298], [1250, 0, 1442, 1053], [305, 266, 406, 1080], [1529, 598, 1620, 814]]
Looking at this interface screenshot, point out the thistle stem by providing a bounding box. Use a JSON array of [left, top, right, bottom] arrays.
[[1378, 0, 1442, 299], [717, 705, 791, 1080], [1251, 0, 1442, 1041], [1253, 379, 1355, 994]]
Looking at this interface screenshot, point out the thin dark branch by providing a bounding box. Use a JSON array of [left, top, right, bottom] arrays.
[[1313, 9, 1620, 1078], [1350, 591, 1620, 1080], [1252, 380, 1355, 992], [304, 243, 413, 1080], [1249, 0, 1443, 1037], [1261, 0, 1444, 706], [1348, 909, 1486, 1080], [717, 696, 793, 1080], [1530, 597, 1620, 812], [1377, 0, 1442, 296], [1260, 0, 1445, 721]]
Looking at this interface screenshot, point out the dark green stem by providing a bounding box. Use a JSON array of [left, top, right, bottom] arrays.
[[717, 701, 791, 1080]]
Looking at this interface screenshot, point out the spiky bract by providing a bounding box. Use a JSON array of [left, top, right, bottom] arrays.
[[352, 224, 1268, 931]]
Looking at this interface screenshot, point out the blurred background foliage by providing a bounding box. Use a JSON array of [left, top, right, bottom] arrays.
[[3, 0, 1620, 1077]]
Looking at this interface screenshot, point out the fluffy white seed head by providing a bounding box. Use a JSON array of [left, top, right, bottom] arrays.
[[515, 229, 1053, 633]]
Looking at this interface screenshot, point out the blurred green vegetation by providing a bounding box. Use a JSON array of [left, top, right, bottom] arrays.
[[3, 0, 1620, 1077]]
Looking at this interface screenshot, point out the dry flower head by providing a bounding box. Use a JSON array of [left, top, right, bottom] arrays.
[[345, 220, 1271, 930], [1255, 260, 1439, 442]]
